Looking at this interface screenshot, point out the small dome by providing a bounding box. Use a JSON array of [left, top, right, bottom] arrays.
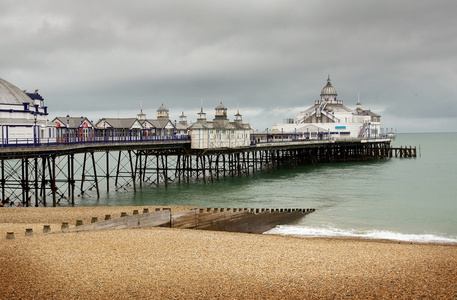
[[157, 103, 169, 112], [320, 76, 337, 96], [215, 101, 226, 110], [0, 78, 33, 105]]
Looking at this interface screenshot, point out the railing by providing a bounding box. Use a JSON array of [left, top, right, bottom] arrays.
[[250, 132, 393, 146], [319, 110, 340, 123], [251, 132, 331, 145], [0, 134, 191, 149], [358, 122, 368, 138]]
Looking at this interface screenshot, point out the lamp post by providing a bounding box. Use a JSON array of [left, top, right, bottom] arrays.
[[66, 115, 70, 144], [33, 113, 37, 145], [103, 118, 106, 141]]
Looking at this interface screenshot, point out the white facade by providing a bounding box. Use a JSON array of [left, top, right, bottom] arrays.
[[0, 78, 55, 144], [273, 76, 382, 139], [190, 126, 251, 149], [189, 103, 252, 149]]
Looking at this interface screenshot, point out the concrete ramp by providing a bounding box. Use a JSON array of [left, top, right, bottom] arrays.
[[172, 208, 315, 234]]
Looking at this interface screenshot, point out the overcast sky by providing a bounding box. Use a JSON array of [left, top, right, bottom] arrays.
[[1, 0, 456, 133]]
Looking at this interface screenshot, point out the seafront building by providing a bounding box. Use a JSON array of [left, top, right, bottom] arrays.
[[0, 78, 55, 144], [148, 103, 176, 137], [272, 76, 382, 140], [188, 102, 252, 149], [52, 116, 95, 142], [94, 117, 143, 140]]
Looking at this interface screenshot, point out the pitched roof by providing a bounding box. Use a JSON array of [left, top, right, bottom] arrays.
[[149, 119, 174, 129], [52, 116, 94, 128], [354, 109, 380, 117], [189, 120, 251, 130], [95, 118, 142, 129]]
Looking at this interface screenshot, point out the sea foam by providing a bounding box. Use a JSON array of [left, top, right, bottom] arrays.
[[265, 225, 457, 244]]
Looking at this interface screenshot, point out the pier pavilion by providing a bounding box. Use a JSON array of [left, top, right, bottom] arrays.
[[273, 76, 382, 140], [52, 116, 95, 143], [0, 78, 55, 145], [188, 102, 252, 149]]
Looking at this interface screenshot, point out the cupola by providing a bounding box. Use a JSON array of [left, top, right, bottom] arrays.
[[157, 103, 169, 119], [320, 75, 338, 103]]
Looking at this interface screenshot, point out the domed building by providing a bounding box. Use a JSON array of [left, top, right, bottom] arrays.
[[273, 76, 381, 139], [150, 103, 176, 136], [0, 77, 54, 145], [188, 101, 252, 149]]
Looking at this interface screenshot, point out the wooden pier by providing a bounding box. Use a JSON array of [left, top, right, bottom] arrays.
[[0, 138, 414, 207]]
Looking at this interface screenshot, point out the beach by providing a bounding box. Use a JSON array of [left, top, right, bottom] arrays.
[[1, 207, 456, 299]]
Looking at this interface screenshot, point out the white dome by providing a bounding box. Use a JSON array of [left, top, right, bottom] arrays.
[[157, 103, 169, 112], [0, 78, 33, 105], [215, 101, 227, 110], [320, 76, 337, 96]]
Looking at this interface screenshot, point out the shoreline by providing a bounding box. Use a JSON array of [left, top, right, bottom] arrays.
[[2, 205, 457, 247], [2, 205, 456, 246], [1, 206, 457, 299]]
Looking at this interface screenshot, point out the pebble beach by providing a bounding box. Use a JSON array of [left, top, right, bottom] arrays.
[[1, 207, 456, 299]]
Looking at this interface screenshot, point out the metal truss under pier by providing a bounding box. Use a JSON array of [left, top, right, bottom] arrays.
[[0, 139, 398, 207]]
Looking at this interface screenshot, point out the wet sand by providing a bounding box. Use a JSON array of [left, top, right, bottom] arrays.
[[1, 207, 456, 299]]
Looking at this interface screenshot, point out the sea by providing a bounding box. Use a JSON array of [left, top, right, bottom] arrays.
[[76, 132, 457, 244]]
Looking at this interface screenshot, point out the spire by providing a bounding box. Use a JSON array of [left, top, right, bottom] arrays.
[[327, 74, 331, 84], [234, 109, 242, 124], [179, 111, 187, 125], [356, 92, 362, 110], [137, 99, 146, 120], [197, 105, 207, 123]]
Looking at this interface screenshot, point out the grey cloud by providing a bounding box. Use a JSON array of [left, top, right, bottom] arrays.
[[1, 0, 457, 133]]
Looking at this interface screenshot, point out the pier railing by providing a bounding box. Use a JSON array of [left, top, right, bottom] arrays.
[[1, 134, 191, 149]]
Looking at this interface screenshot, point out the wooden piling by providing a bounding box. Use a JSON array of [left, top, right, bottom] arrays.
[[43, 225, 51, 233]]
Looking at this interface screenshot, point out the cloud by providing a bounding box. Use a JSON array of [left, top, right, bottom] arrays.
[[2, 0, 457, 133]]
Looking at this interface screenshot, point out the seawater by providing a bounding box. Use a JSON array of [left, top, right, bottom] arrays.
[[76, 132, 457, 244]]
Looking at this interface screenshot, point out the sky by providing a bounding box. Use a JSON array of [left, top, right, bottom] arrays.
[[1, 0, 456, 133]]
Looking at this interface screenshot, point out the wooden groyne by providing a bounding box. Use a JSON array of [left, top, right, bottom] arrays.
[[6, 207, 314, 238]]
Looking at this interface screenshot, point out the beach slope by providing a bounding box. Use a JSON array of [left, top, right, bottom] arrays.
[[1, 207, 456, 299]]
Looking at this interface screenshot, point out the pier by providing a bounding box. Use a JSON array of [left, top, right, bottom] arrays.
[[0, 76, 418, 207], [0, 136, 413, 207]]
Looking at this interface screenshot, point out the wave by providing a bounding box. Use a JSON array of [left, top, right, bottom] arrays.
[[265, 225, 457, 244]]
